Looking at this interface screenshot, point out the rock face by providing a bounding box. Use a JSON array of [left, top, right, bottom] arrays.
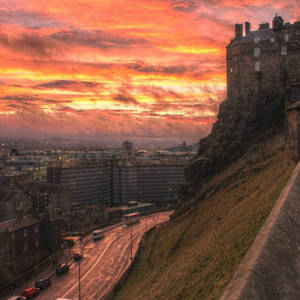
[[185, 15, 300, 195], [186, 92, 285, 193]]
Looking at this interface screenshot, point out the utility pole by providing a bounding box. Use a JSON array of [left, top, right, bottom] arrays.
[[130, 223, 133, 260], [78, 258, 81, 300]]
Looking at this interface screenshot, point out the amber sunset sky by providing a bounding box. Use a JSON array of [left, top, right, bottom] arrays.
[[0, 0, 299, 145]]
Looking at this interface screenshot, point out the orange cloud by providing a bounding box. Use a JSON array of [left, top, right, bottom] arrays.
[[0, 0, 299, 144]]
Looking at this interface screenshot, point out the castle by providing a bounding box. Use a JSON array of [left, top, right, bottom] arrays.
[[227, 15, 300, 100], [227, 15, 300, 160], [185, 15, 300, 193]]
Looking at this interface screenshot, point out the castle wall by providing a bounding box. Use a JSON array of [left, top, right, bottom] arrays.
[[227, 21, 300, 101]]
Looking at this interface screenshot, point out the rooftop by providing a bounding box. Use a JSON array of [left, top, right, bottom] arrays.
[[0, 214, 40, 233], [230, 28, 275, 46]]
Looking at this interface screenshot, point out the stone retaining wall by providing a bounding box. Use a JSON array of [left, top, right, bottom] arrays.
[[220, 162, 300, 299]]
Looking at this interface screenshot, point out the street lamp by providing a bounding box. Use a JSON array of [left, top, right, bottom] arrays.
[[130, 222, 133, 260], [64, 238, 83, 300], [78, 255, 81, 300]]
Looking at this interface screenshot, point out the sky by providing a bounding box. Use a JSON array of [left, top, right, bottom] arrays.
[[0, 0, 299, 145]]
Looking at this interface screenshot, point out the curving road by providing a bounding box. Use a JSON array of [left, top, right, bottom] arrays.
[[24, 211, 171, 300]]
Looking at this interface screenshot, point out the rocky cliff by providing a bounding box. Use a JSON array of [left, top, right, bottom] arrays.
[[185, 91, 286, 194]]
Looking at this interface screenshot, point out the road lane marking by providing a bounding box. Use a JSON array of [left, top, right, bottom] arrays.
[[61, 234, 122, 298], [61, 213, 170, 299]]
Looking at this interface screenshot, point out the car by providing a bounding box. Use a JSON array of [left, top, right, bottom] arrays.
[[35, 278, 51, 289], [21, 287, 40, 298], [72, 251, 83, 261], [8, 297, 26, 300], [56, 263, 69, 275]]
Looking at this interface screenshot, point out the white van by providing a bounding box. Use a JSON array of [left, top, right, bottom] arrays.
[[92, 229, 104, 240]]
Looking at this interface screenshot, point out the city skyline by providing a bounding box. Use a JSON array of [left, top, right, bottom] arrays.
[[0, 0, 299, 144]]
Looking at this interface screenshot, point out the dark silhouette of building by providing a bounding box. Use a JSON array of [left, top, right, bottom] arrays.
[[227, 15, 300, 100]]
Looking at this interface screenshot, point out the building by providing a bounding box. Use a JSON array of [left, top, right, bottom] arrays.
[[137, 163, 184, 206], [47, 164, 108, 209], [122, 141, 135, 157], [108, 160, 185, 207], [227, 16, 300, 100], [0, 207, 62, 287], [22, 182, 71, 212], [227, 15, 300, 160], [112, 163, 138, 204]]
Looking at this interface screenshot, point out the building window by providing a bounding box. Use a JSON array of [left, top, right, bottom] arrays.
[[270, 38, 275, 43], [281, 57, 287, 70], [35, 239, 39, 247], [24, 228, 28, 237], [254, 36, 260, 44], [281, 46, 287, 55], [284, 33, 289, 42], [35, 225, 38, 234], [255, 61, 260, 72], [230, 67, 233, 73], [254, 47, 260, 57]]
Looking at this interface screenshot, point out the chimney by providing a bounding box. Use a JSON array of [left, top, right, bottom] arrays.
[[235, 24, 243, 39], [245, 22, 251, 35]]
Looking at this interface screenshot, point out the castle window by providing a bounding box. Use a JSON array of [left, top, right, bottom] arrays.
[[254, 36, 260, 44], [255, 61, 260, 72], [284, 33, 289, 42], [254, 47, 260, 57], [281, 46, 287, 55]]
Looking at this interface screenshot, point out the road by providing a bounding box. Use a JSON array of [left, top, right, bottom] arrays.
[[7, 211, 171, 300]]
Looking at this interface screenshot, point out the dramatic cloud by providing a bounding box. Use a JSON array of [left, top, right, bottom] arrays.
[[0, 0, 299, 144]]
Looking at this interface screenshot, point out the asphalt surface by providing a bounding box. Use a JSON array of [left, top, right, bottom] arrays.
[[6, 211, 171, 300]]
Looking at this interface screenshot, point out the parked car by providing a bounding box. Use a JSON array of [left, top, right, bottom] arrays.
[[35, 278, 51, 289], [8, 297, 26, 300], [72, 251, 83, 261], [21, 287, 40, 298], [56, 263, 69, 275]]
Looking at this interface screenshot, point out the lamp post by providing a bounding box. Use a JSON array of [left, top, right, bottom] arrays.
[[65, 234, 83, 300], [130, 222, 133, 260], [78, 257, 81, 300]]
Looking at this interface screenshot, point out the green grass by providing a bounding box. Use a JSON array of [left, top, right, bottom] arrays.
[[114, 132, 295, 300]]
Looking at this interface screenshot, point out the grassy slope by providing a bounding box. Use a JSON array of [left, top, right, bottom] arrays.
[[115, 132, 295, 300]]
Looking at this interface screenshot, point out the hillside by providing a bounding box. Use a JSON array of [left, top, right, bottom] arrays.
[[115, 130, 294, 300]]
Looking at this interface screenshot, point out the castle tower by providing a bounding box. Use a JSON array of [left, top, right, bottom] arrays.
[[272, 14, 284, 31]]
